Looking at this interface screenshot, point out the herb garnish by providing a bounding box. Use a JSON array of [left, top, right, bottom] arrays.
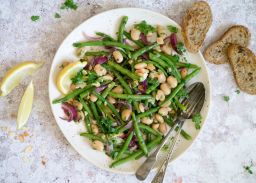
[[31, 16, 40, 22], [135, 20, 156, 35], [177, 42, 186, 54], [192, 113, 202, 129], [55, 13, 61, 18], [71, 70, 84, 84], [223, 96, 230, 102], [61, 0, 78, 10], [244, 161, 254, 174], [235, 90, 240, 94], [86, 71, 98, 84], [167, 25, 178, 33]]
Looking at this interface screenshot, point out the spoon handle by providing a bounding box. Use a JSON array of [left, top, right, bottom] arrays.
[[151, 120, 184, 183], [135, 122, 179, 180]]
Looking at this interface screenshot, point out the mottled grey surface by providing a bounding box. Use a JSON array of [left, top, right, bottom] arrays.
[[0, 0, 256, 183]]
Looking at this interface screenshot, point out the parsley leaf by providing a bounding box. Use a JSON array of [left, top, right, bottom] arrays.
[[31, 16, 40, 22], [176, 88, 188, 99], [86, 71, 98, 84], [55, 13, 61, 18], [177, 42, 186, 54], [192, 113, 202, 130], [223, 96, 230, 102], [99, 118, 116, 134], [71, 70, 84, 84], [167, 25, 178, 33], [235, 90, 240, 94], [60, 0, 78, 10], [244, 161, 254, 174], [134, 20, 156, 35]]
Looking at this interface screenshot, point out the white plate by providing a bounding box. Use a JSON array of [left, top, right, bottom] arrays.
[[48, 8, 211, 174]]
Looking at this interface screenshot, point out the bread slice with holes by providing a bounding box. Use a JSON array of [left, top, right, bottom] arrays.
[[182, 1, 212, 53], [204, 25, 251, 64], [227, 44, 256, 95]]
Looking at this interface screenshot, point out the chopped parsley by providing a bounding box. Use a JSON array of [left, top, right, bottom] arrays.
[[99, 118, 116, 134], [177, 42, 186, 54], [223, 96, 230, 102], [60, 0, 78, 10], [176, 88, 188, 99], [31, 16, 40, 22], [71, 70, 84, 84], [192, 113, 202, 130], [167, 25, 178, 33], [134, 20, 156, 35], [86, 71, 98, 84], [235, 90, 240, 94], [244, 161, 254, 174], [54, 13, 61, 18]]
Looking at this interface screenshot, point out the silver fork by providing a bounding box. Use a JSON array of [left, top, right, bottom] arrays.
[[135, 82, 205, 182]]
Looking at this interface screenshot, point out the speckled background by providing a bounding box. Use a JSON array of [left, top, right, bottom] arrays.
[[0, 0, 256, 183]]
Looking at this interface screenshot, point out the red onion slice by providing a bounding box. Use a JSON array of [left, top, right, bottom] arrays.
[[95, 83, 109, 93], [170, 33, 179, 54], [61, 102, 78, 122]]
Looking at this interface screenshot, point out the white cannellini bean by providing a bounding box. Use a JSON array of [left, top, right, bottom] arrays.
[[152, 123, 160, 130], [161, 44, 172, 55], [90, 94, 98, 102], [180, 68, 188, 79], [156, 37, 164, 45], [167, 76, 178, 88], [135, 62, 147, 70], [131, 28, 141, 41], [157, 72, 166, 83], [91, 140, 104, 151], [135, 70, 148, 81], [91, 124, 99, 134], [157, 25, 167, 38], [72, 100, 83, 110], [139, 103, 145, 113], [149, 71, 158, 79], [94, 64, 107, 76], [141, 117, 153, 125], [146, 63, 155, 71], [160, 83, 171, 95], [113, 50, 123, 63], [156, 90, 165, 101], [121, 109, 132, 121], [161, 100, 172, 108], [154, 45, 162, 52], [112, 85, 123, 94], [102, 74, 113, 81], [158, 107, 169, 116], [78, 111, 85, 121], [159, 123, 167, 134], [146, 32, 157, 43], [107, 96, 116, 104], [155, 114, 164, 123]]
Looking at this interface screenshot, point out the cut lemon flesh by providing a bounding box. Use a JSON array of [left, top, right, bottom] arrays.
[[0, 61, 44, 96], [17, 81, 34, 129], [56, 61, 87, 94]]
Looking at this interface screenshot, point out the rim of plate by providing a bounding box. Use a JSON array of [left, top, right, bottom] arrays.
[[48, 7, 212, 174]]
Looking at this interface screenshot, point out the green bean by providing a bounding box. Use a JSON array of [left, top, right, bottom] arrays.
[[96, 82, 116, 105], [111, 69, 132, 94], [149, 53, 169, 69], [158, 52, 179, 63], [118, 16, 128, 43], [180, 129, 192, 140], [158, 53, 181, 82], [132, 113, 148, 155], [96, 103, 115, 122], [173, 97, 186, 111], [115, 131, 133, 160], [80, 87, 93, 99], [84, 51, 110, 56], [164, 116, 175, 127], [176, 62, 199, 69], [110, 136, 162, 167], [138, 123, 162, 137], [123, 31, 144, 47], [95, 32, 115, 41], [80, 133, 105, 142], [146, 60, 167, 76], [89, 102, 100, 122], [108, 92, 153, 100], [146, 81, 160, 94], [52, 85, 93, 104], [137, 107, 160, 118], [160, 83, 184, 107], [92, 91, 123, 123], [183, 68, 200, 82], [107, 60, 140, 80], [131, 42, 159, 60], [79, 98, 92, 133], [79, 97, 93, 119], [73, 41, 134, 51]]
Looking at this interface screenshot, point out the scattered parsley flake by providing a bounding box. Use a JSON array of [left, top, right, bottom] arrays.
[[134, 20, 156, 35], [86, 71, 98, 84], [177, 42, 186, 54], [71, 70, 84, 84], [60, 0, 78, 10], [244, 161, 254, 174], [223, 96, 230, 102], [192, 113, 202, 130], [55, 13, 61, 18], [31, 16, 40, 22], [167, 25, 178, 33], [235, 90, 240, 94]]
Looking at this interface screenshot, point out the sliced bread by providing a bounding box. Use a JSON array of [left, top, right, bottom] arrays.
[[182, 1, 212, 53], [227, 44, 256, 95], [204, 25, 251, 64]]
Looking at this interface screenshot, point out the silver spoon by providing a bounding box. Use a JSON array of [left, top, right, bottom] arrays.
[[135, 82, 205, 182]]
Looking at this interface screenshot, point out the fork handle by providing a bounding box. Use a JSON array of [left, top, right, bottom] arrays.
[[151, 120, 184, 183]]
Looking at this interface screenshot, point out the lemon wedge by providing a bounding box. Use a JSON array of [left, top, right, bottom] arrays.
[[56, 61, 87, 94], [0, 61, 44, 96], [17, 81, 34, 129]]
